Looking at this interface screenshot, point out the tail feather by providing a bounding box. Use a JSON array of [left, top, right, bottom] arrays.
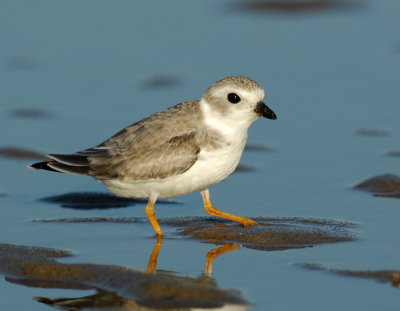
[[48, 153, 90, 166], [48, 161, 90, 175], [30, 153, 91, 175], [30, 147, 109, 176]]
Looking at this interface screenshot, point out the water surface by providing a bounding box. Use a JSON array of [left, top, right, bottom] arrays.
[[1, 0, 400, 310]]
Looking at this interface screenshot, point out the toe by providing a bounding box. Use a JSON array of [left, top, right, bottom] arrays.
[[242, 218, 259, 227]]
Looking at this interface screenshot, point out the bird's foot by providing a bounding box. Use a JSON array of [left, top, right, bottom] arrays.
[[242, 218, 259, 227]]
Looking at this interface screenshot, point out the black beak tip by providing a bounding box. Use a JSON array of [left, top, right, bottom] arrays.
[[255, 101, 277, 120]]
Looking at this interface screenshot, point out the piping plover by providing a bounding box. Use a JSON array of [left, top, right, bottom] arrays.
[[30, 76, 277, 236]]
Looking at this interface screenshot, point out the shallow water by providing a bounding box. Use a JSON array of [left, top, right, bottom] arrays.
[[1, 0, 400, 310]]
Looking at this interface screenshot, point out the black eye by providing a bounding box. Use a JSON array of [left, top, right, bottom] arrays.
[[227, 93, 241, 104]]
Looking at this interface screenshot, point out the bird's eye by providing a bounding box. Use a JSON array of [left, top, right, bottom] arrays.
[[227, 93, 241, 104]]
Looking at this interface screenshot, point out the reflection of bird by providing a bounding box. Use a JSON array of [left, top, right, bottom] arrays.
[[31, 238, 247, 310], [30, 76, 277, 236]]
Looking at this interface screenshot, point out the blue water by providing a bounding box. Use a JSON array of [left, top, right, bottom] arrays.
[[1, 0, 400, 310]]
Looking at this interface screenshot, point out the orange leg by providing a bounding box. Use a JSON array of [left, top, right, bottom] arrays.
[[145, 235, 163, 274], [205, 244, 241, 275], [200, 189, 259, 227], [145, 198, 163, 236]]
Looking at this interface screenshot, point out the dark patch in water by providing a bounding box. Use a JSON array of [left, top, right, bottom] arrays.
[[385, 150, 400, 157], [140, 75, 182, 89], [40, 192, 178, 210], [0, 243, 248, 309], [299, 263, 400, 288], [354, 128, 390, 137], [0, 147, 45, 160], [244, 143, 277, 152], [161, 217, 354, 251], [237, 0, 362, 14], [5, 56, 39, 70], [354, 174, 400, 198], [0, 244, 72, 259], [8, 107, 53, 118], [234, 164, 256, 173]]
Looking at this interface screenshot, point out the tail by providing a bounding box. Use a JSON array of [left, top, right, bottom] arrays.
[[29, 153, 91, 175]]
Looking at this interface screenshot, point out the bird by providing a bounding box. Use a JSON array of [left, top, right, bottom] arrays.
[[30, 76, 277, 236]]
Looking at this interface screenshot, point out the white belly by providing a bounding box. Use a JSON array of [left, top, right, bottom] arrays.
[[100, 139, 246, 199]]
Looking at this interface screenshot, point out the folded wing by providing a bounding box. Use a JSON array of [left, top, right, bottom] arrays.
[[30, 101, 202, 180]]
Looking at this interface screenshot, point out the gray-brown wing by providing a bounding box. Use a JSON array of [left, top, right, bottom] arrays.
[[87, 100, 202, 180], [30, 131, 200, 178], [88, 130, 200, 180], [30, 100, 203, 179]]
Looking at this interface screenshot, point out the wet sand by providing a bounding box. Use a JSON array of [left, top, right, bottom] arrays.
[[34, 215, 355, 251], [299, 263, 400, 288], [354, 174, 400, 198]]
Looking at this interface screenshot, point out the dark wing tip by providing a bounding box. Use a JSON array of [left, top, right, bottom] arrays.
[[29, 160, 61, 173]]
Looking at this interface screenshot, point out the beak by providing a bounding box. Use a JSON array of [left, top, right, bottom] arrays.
[[254, 101, 277, 120]]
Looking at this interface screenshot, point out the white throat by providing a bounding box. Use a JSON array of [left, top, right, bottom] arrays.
[[199, 98, 255, 140]]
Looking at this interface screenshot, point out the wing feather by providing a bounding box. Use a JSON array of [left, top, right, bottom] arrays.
[[48, 154, 89, 166], [90, 130, 200, 179]]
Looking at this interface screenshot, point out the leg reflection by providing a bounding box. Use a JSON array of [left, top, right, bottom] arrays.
[[145, 235, 163, 274], [144, 236, 241, 277], [204, 244, 241, 276]]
